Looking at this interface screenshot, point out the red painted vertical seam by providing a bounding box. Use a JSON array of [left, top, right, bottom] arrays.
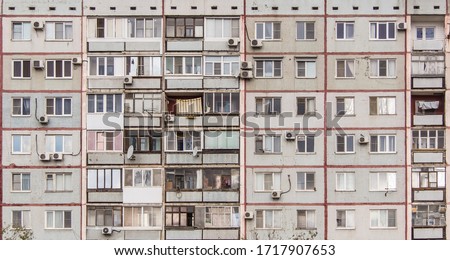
[[0, 0, 4, 240], [80, 0, 84, 241], [161, 0, 165, 241], [404, 0, 408, 241], [242, 0, 247, 240], [323, 0, 328, 240]]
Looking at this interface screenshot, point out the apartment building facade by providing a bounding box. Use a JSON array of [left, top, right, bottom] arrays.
[[0, 0, 449, 240]]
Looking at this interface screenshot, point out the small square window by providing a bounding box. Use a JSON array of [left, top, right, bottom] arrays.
[[373, 6, 379, 10], [150, 6, 157, 10], [393, 6, 399, 10], [49, 7, 56, 11], [292, 7, 299, 11], [353, 6, 359, 10], [90, 7, 96, 10], [191, 6, 197, 10], [252, 7, 258, 10], [130, 6, 136, 10], [171, 6, 177, 10], [434, 6, 440, 10], [272, 7, 278, 10], [29, 7, 35, 11], [211, 6, 218, 10], [110, 7, 116, 10], [9, 7, 15, 10], [312, 7, 319, 10], [414, 6, 420, 10], [332, 7, 338, 10], [231, 6, 238, 10], [69, 7, 76, 11]]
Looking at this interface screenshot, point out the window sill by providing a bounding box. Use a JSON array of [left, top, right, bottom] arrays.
[[369, 190, 397, 192], [295, 152, 317, 155], [11, 153, 32, 155], [259, 39, 282, 42], [335, 189, 356, 192], [254, 152, 282, 155], [44, 228, 73, 230], [336, 227, 355, 230], [369, 76, 398, 79], [11, 39, 32, 42], [165, 151, 203, 153], [295, 76, 317, 79], [87, 189, 123, 192], [369, 39, 397, 41], [335, 39, 355, 41], [295, 189, 316, 192], [10, 191, 31, 193], [254, 77, 283, 79], [11, 77, 31, 80], [295, 227, 317, 230], [45, 190, 73, 193], [45, 39, 73, 42], [295, 39, 317, 42], [368, 152, 397, 155], [335, 152, 356, 155], [335, 77, 356, 79], [45, 78, 74, 80], [255, 228, 283, 230], [335, 114, 356, 117], [369, 227, 398, 230], [11, 115, 32, 117], [46, 115, 73, 117]]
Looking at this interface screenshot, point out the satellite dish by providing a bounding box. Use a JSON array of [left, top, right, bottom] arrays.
[[127, 145, 135, 160], [192, 146, 199, 157]]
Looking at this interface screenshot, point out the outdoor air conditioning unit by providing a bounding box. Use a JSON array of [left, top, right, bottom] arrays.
[[72, 57, 82, 65], [33, 60, 45, 69], [164, 114, 175, 122], [271, 190, 281, 199], [397, 22, 407, 30], [52, 153, 63, 161], [124, 76, 133, 85], [285, 132, 296, 141], [359, 135, 369, 144], [244, 211, 254, 220], [240, 70, 253, 79], [240, 61, 253, 70], [250, 39, 263, 48], [39, 153, 51, 161], [33, 21, 44, 30], [228, 38, 240, 47], [101, 227, 113, 235], [38, 115, 49, 124]]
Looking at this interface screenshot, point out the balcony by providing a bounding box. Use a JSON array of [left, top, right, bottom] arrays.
[[413, 40, 444, 51], [413, 189, 445, 202], [413, 227, 445, 239], [413, 114, 443, 126], [412, 151, 445, 163], [412, 77, 444, 89]]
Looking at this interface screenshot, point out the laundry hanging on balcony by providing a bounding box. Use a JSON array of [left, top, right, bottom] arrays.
[[175, 97, 202, 115], [418, 101, 439, 110]]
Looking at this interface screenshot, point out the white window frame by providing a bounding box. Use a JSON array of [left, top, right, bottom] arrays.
[[336, 97, 355, 116], [296, 135, 315, 154], [87, 94, 122, 113], [370, 97, 396, 115], [165, 56, 202, 75], [297, 97, 316, 115], [336, 172, 356, 191], [369, 22, 396, 40], [12, 21, 31, 40], [336, 59, 355, 78], [296, 59, 317, 78], [255, 60, 282, 78], [46, 97, 72, 116], [94, 18, 117, 38], [12, 134, 31, 154], [12, 97, 31, 116], [126, 18, 162, 38], [255, 210, 282, 229], [205, 18, 240, 39], [255, 135, 282, 154], [297, 210, 316, 229], [124, 206, 162, 227], [12, 210, 31, 229], [45, 173, 72, 192], [45, 135, 73, 154], [254, 172, 281, 192], [165, 131, 203, 152], [296, 21, 315, 40], [336, 21, 354, 40], [46, 60, 72, 79], [370, 135, 396, 153], [412, 167, 445, 189], [336, 135, 355, 153], [124, 168, 162, 187], [87, 168, 122, 190], [205, 206, 239, 228], [255, 22, 281, 40], [12, 60, 31, 79], [416, 27, 435, 40], [370, 59, 396, 78], [204, 92, 239, 114], [88, 131, 122, 152], [45, 210, 72, 229], [126, 56, 161, 76], [370, 209, 396, 228], [45, 21, 73, 40], [89, 56, 124, 77], [296, 172, 315, 191], [255, 97, 282, 115], [12, 173, 31, 192], [412, 129, 445, 150], [370, 172, 397, 191], [204, 56, 240, 76], [336, 209, 355, 229]]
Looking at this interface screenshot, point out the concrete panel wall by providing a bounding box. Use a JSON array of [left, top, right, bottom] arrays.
[[3, 0, 82, 15], [165, 0, 243, 16], [87, 152, 124, 165], [246, 0, 325, 15], [84, 0, 162, 16]]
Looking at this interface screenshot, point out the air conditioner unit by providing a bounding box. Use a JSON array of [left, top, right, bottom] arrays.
[[271, 190, 281, 199], [38, 115, 49, 124], [72, 57, 82, 65], [244, 211, 254, 220], [240, 61, 253, 70], [33, 21, 44, 30], [52, 153, 63, 161], [240, 70, 253, 79], [397, 22, 407, 30], [285, 132, 296, 141], [33, 60, 45, 69], [164, 114, 175, 122], [39, 153, 51, 161], [124, 76, 133, 85], [359, 135, 369, 144], [228, 38, 240, 47], [101, 227, 113, 235], [250, 39, 263, 48]]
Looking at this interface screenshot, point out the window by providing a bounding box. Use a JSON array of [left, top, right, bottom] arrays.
[[370, 172, 396, 191], [336, 172, 355, 191], [94, 18, 117, 38], [87, 206, 122, 227], [205, 18, 239, 38], [412, 205, 446, 227], [411, 55, 445, 76], [256, 97, 281, 115], [124, 169, 161, 187], [336, 135, 355, 153], [370, 135, 396, 153], [124, 129, 161, 152], [124, 93, 160, 113], [255, 135, 281, 153], [45, 135, 73, 153], [46, 173, 72, 192], [370, 209, 396, 228], [89, 57, 124, 76], [45, 211, 71, 229], [127, 18, 161, 38], [172, 97, 202, 115], [255, 60, 282, 78], [336, 210, 355, 229], [205, 93, 239, 114], [166, 169, 201, 190], [296, 22, 315, 40], [166, 17, 203, 38], [12, 22, 31, 40], [204, 56, 240, 76], [336, 22, 354, 40], [336, 60, 355, 78], [12, 135, 31, 154], [256, 210, 282, 229], [297, 97, 316, 115], [412, 167, 445, 189], [370, 59, 396, 78], [166, 131, 202, 152], [297, 172, 315, 191], [45, 21, 73, 40], [370, 97, 396, 115], [46, 60, 72, 78], [296, 60, 316, 78], [126, 56, 161, 76], [297, 210, 316, 229], [88, 94, 122, 113], [12, 210, 31, 228], [165, 56, 202, 75], [12, 173, 30, 191], [165, 206, 195, 227], [255, 172, 281, 191], [12, 97, 31, 116], [205, 207, 239, 228], [416, 27, 435, 40], [12, 60, 31, 78], [370, 22, 396, 40], [296, 135, 315, 153], [46, 97, 72, 116], [125, 207, 161, 227], [203, 169, 239, 190], [87, 169, 122, 190], [87, 131, 122, 152], [255, 22, 281, 40], [412, 130, 445, 149], [336, 97, 354, 116], [204, 131, 239, 150]]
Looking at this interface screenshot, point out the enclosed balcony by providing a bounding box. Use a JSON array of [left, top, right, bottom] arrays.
[[411, 95, 444, 126], [411, 54, 444, 89]]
